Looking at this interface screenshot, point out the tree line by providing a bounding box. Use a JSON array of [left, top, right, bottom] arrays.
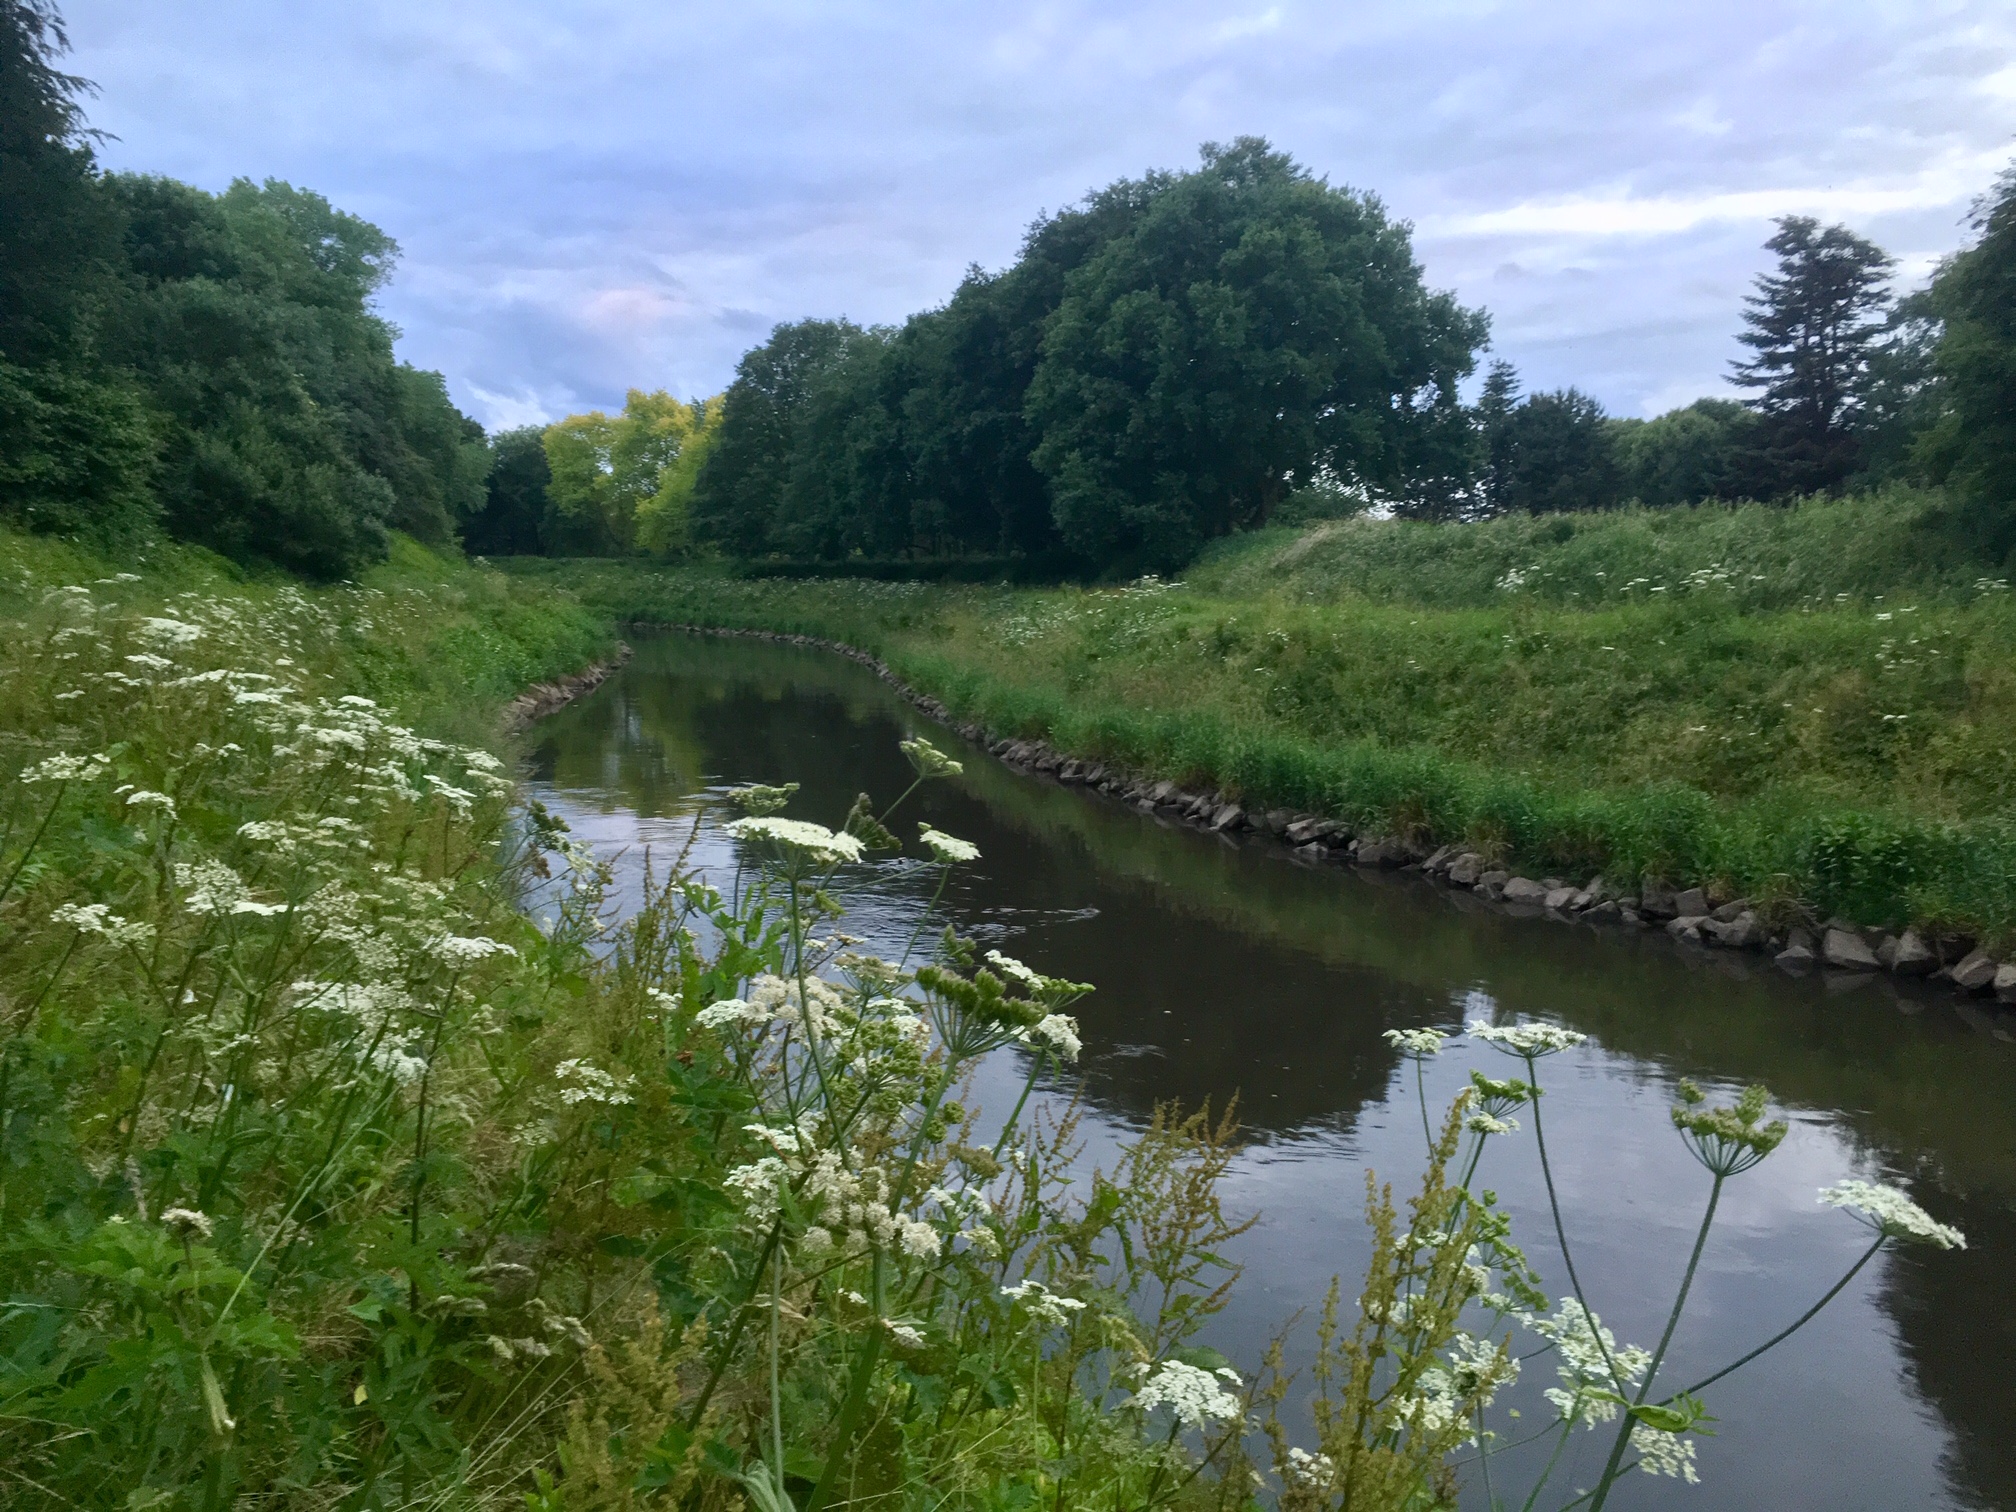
[[8, 0, 2016, 579]]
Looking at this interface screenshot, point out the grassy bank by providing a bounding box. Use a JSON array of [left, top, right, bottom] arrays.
[[0, 529, 1263, 1507], [505, 489, 2016, 942]]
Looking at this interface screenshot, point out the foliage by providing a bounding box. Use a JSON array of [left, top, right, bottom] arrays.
[[1920, 165, 2016, 566], [0, 8, 491, 579], [1732, 216, 1897, 495], [544, 389, 723, 558], [688, 140, 1485, 574], [1610, 399, 1762, 508], [1479, 387, 1622, 516], [463, 424, 557, 557]]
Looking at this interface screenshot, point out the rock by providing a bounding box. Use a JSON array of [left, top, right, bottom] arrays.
[[1057, 759, 1085, 782], [1951, 949, 1999, 993], [1477, 870, 1510, 900], [1283, 817, 1323, 845], [1890, 929, 1937, 977], [1315, 820, 1352, 847], [1640, 881, 1679, 919], [1447, 854, 1484, 886], [1674, 887, 1710, 919], [1775, 942, 1817, 970], [1618, 907, 1646, 927], [1543, 886, 1580, 911], [1666, 916, 1708, 941], [1293, 841, 1330, 863], [1355, 836, 1407, 868], [1585, 899, 1622, 921], [1786, 926, 1817, 954], [1147, 781, 1178, 806], [1032, 749, 1063, 773], [1822, 928, 1880, 971], [1263, 809, 1294, 836], [1208, 803, 1246, 832], [1998, 964, 2016, 1004], [1711, 898, 1752, 923], [1422, 844, 1458, 873], [1708, 911, 1766, 949], [1501, 877, 1550, 905]]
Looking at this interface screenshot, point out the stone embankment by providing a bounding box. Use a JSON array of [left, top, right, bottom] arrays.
[[503, 642, 633, 731], [659, 624, 2016, 1004]]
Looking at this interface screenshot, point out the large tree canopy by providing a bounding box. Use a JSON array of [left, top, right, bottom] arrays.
[[689, 139, 1486, 573]]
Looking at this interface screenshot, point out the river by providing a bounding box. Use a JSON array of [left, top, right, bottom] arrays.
[[525, 630, 2016, 1511]]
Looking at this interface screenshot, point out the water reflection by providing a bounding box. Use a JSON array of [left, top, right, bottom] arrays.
[[525, 632, 2016, 1511]]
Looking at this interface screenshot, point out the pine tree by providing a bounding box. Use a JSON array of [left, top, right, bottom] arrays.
[[1731, 216, 1895, 494]]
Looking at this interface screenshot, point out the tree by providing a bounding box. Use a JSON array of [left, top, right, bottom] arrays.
[[1611, 398, 1762, 506], [1493, 389, 1623, 513], [461, 426, 551, 556], [1918, 164, 2016, 563], [1732, 216, 1895, 494], [689, 320, 874, 556], [1025, 138, 1487, 570]]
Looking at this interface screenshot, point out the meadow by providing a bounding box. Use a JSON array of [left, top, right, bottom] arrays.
[[510, 489, 2016, 943]]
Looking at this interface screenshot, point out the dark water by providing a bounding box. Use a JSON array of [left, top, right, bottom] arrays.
[[526, 632, 2016, 1511]]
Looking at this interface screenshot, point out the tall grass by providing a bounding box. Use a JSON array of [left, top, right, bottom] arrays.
[[0, 532, 1261, 1508], [515, 500, 2016, 941]]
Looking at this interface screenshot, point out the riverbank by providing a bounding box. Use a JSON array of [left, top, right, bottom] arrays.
[[0, 527, 1236, 1506], [500, 497, 2016, 955]]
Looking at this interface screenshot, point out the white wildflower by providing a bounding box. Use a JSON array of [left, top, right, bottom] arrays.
[[1819, 1179, 1966, 1250], [917, 825, 979, 863], [886, 1321, 927, 1349], [1002, 1280, 1089, 1328], [51, 902, 154, 946], [1384, 1026, 1446, 1057], [176, 859, 247, 915], [724, 1157, 791, 1222], [1466, 1112, 1520, 1136], [20, 752, 110, 783], [1468, 1019, 1587, 1056], [554, 1059, 636, 1107], [801, 1225, 835, 1253], [1284, 1447, 1336, 1491], [1134, 1360, 1242, 1428], [123, 790, 176, 813], [899, 737, 963, 778], [430, 935, 518, 965], [160, 1207, 213, 1242], [1022, 1013, 1082, 1062], [984, 950, 1044, 989], [124, 652, 173, 671], [228, 899, 288, 917], [1630, 1424, 1701, 1483], [370, 1043, 430, 1085], [697, 998, 771, 1030], [137, 616, 204, 646], [724, 815, 864, 864], [897, 1218, 941, 1259]]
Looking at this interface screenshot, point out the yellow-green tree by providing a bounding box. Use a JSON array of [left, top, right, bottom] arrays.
[[542, 389, 721, 556]]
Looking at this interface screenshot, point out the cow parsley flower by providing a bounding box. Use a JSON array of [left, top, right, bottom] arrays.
[[897, 1218, 941, 1258], [886, 1321, 927, 1349], [1466, 1112, 1520, 1136], [1134, 1360, 1242, 1428], [51, 902, 155, 947], [137, 616, 204, 646], [554, 1059, 636, 1106], [430, 934, 518, 965], [918, 825, 979, 863], [1819, 1179, 1966, 1250], [1022, 1013, 1082, 1062], [900, 737, 963, 779], [123, 790, 176, 813], [1001, 1279, 1088, 1327], [697, 997, 771, 1030], [1384, 1026, 1446, 1057], [1468, 1019, 1586, 1057], [20, 752, 110, 783], [984, 950, 1044, 990], [1284, 1447, 1337, 1491], [724, 815, 865, 864], [724, 1157, 790, 1222], [160, 1207, 213, 1242], [1630, 1424, 1701, 1483]]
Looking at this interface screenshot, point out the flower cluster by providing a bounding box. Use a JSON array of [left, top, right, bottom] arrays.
[[1133, 1360, 1243, 1428], [1819, 1179, 1966, 1250]]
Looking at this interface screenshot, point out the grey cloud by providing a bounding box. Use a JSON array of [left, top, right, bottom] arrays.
[[63, 0, 2016, 427]]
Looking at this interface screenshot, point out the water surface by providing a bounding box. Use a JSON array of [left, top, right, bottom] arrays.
[[527, 632, 2016, 1511]]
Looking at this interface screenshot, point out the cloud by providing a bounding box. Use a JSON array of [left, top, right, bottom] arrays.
[[60, 0, 2016, 424]]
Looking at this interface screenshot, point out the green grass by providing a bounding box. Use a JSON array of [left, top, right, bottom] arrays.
[[507, 490, 2016, 941]]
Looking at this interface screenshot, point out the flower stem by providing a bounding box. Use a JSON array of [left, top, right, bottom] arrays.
[[1670, 1235, 1884, 1399]]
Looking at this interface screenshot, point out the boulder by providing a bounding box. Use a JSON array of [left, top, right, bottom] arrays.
[[1674, 888, 1710, 919], [1283, 817, 1324, 845], [1711, 898, 1752, 923], [1147, 781, 1178, 805], [1666, 916, 1709, 941], [1477, 870, 1511, 900], [1889, 930, 1937, 976], [1501, 877, 1550, 905], [1263, 809, 1294, 836], [1208, 803, 1246, 832], [1447, 854, 1484, 886], [1708, 911, 1766, 950], [1822, 928, 1880, 971], [1775, 942, 1817, 970], [1585, 899, 1622, 922], [1057, 759, 1085, 782], [1422, 844, 1458, 873], [1618, 907, 1646, 927], [1997, 964, 2016, 1004], [1355, 836, 1407, 868], [1951, 949, 1999, 993], [1543, 886, 1581, 911], [1640, 881, 1679, 919]]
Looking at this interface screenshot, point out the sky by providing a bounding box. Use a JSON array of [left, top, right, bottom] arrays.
[[61, 1, 2016, 431]]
